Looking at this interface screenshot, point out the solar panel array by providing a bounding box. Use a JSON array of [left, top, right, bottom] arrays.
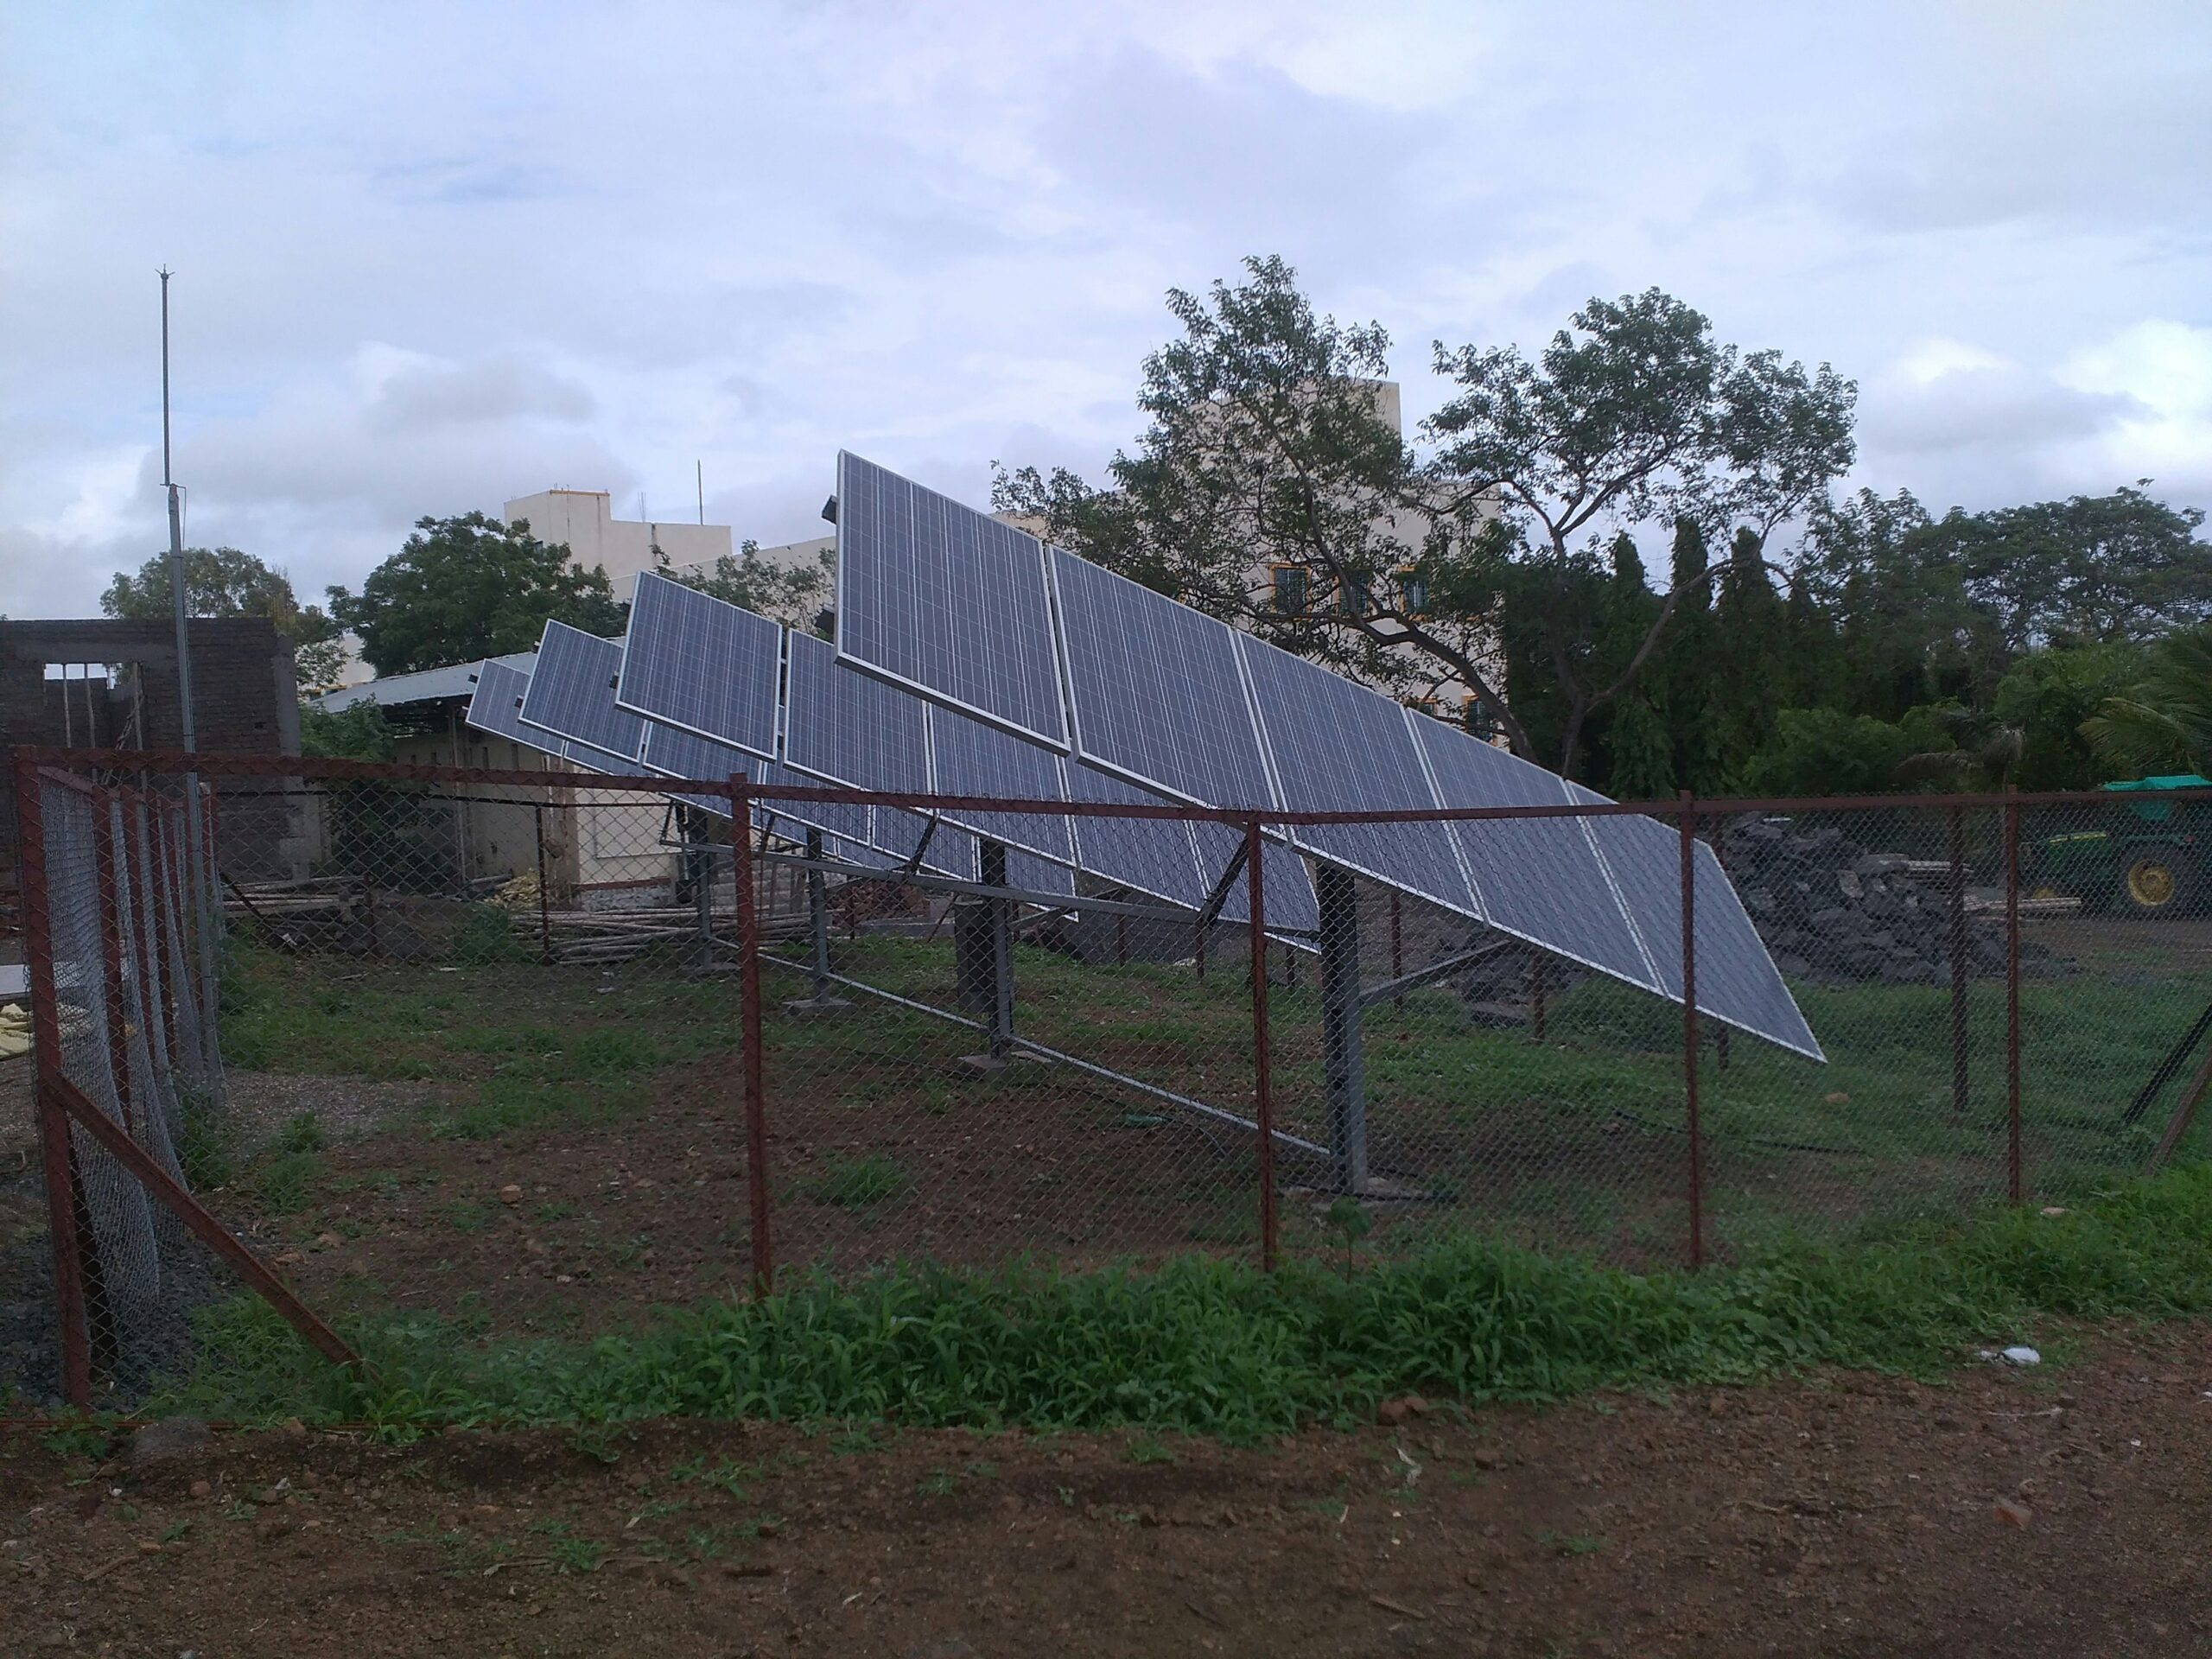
[[834, 453, 1821, 1058], [518, 621, 645, 766], [617, 571, 781, 759], [836, 452, 1067, 748]]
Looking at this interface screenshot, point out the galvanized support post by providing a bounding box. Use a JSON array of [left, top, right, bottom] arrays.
[[2006, 785, 2023, 1203], [11, 750, 93, 1407], [732, 776, 772, 1298], [985, 840, 1014, 1058], [1315, 862, 1367, 1195], [782, 828, 851, 1016], [1246, 816, 1276, 1270], [1389, 890, 1403, 1013], [1680, 790, 1705, 1270]]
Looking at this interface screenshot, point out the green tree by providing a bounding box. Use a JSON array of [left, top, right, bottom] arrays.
[[2082, 626, 2212, 778], [664, 540, 834, 636], [101, 545, 346, 690], [998, 257, 1857, 778], [1740, 709, 1922, 798], [1991, 642, 2143, 791], [1962, 487, 2212, 650], [298, 700, 395, 760], [327, 512, 624, 677]]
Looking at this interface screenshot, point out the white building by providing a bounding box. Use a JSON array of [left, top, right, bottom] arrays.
[[503, 489, 734, 604]]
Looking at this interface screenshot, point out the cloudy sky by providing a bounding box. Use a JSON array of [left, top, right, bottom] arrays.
[[3, 0, 2207, 620]]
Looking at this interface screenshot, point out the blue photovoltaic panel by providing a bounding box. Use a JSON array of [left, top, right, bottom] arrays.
[[751, 755, 871, 852], [834, 451, 1068, 747], [1065, 763, 1209, 910], [1567, 784, 1822, 1061], [615, 572, 781, 759], [927, 703, 1074, 865], [1049, 549, 1274, 808], [464, 660, 560, 758], [519, 621, 645, 764], [1007, 849, 1077, 899], [783, 630, 931, 795], [1236, 634, 1478, 921], [1192, 817, 1322, 942], [1408, 713, 1661, 995], [639, 721, 757, 819]]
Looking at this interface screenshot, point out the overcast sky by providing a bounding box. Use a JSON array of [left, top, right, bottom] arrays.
[[3, 0, 2208, 620]]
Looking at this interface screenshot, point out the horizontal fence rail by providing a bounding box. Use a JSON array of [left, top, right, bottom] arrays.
[[8, 743, 2211, 1414]]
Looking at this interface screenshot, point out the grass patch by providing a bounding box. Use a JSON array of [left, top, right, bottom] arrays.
[[804, 1154, 906, 1210], [150, 1163, 2212, 1437]]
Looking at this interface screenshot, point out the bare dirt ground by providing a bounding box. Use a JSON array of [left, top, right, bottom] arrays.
[[5, 1325, 2209, 1658]]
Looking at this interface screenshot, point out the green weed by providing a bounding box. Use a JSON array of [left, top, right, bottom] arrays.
[[805, 1154, 905, 1210]]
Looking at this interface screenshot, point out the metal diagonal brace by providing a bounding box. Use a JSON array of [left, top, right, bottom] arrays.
[[1196, 839, 1251, 931], [1356, 939, 1520, 1009], [41, 1073, 362, 1374]]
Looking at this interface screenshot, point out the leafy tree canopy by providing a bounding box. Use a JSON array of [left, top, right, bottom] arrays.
[[996, 255, 1858, 776], [299, 700, 396, 761], [327, 512, 623, 677], [664, 541, 835, 637], [102, 545, 346, 690]]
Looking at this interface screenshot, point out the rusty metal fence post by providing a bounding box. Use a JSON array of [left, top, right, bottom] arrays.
[[733, 774, 772, 1297], [12, 749, 93, 1407], [2005, 785, 2023, 1203], [1246, 814, 1276, 1271], [1679, 790, 1705, 1269]]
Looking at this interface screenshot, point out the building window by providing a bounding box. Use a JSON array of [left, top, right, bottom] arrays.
[[1338, 575, 1371, 620], [1462, 694, 1499, 741], [1396, 568, 1429, 619], [1270, 565, 1308, 616], [1404, 696, 1440, 720]]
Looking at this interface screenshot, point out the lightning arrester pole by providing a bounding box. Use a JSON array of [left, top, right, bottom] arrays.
[[161, 268, 224, 1101]]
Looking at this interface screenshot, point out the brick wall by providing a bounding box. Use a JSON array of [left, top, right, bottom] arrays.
[[1, 618, 304, 895]]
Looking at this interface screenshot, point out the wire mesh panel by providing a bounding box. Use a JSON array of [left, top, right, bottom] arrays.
[[14, 747, 2212, 1417]]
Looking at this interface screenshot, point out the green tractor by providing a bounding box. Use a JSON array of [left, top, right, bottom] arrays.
[[2036, 774, 2212, 918]]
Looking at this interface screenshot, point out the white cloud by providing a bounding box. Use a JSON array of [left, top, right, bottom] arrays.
[[3, 0, 2209, 621]]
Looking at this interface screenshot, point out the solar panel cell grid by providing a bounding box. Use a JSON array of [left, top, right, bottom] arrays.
[[782, 631, 932, 795], [926, 703, 1075, 865], [1065, 762, 1209, 910], [1236, 634, 1478, 921], [1567, 784, 1821, 1059], [835, 452, 1067, 747], [518, 621, 646, 764], [1049, 549, 1274, 808], [614, 572, 781, 759], [1408, 714, 1661, 994]]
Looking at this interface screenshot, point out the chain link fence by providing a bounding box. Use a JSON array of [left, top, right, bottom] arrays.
[[8, 747, 2212, 1412]]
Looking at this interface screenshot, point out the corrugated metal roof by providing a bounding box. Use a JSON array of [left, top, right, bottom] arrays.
[[315, 651, 537, 713]]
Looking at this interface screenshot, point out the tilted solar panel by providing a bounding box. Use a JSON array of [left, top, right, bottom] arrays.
[[518, 621, 645, 765], [1049, 549, 1274, 808], [834, 451, 1067, 748], [615, 572, 780, 759], [1235, 633, 1479, 923], [1065, 762, 1210, 910], [1407, 712, 1662, 994], [926, 703, 1075, 866], [1567, 784, 1822, 1061], [783, 629, 930, 795], [464, 659, 556, 756]]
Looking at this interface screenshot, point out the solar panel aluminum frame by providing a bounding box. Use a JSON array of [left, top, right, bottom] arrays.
[[1402, 707, 1668, 998], [831, 450, 1070, 752], [517, 620, 648, 766], [463, 661, 563, 760], [612, 570, 782, 761], [1232, 632, 1483, 925], [1043, 546, 1278, 812], [924, 705, 1078, 868]]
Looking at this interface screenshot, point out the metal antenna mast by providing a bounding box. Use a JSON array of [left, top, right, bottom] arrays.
[[160, 266, 196, 755]]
